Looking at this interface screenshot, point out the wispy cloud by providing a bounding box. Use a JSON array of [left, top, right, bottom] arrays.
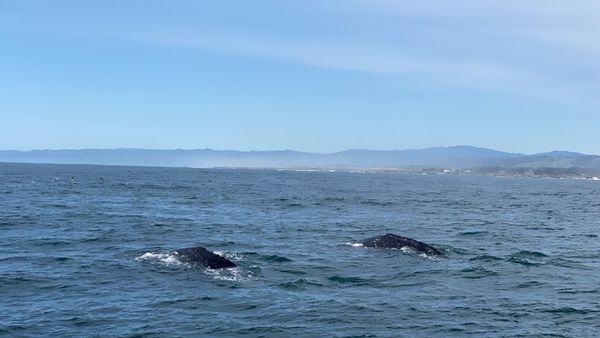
[[14, 0, 600, 104], [146, 31, 529, 89], [90, 0, 595, 104]]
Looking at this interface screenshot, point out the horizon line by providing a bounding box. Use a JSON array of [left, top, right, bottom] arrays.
[[0, 145, 591, 156]]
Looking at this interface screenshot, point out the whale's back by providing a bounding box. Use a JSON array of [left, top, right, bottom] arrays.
[[173, 246, 236, 269], [361, 233, 441, 256]]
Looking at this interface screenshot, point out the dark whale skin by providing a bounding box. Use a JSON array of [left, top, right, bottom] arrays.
[[173, 246, 236, 269], [361, 233, 441, 256]]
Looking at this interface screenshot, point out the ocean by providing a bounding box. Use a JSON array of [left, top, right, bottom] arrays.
[[1, 163, 599, 337]]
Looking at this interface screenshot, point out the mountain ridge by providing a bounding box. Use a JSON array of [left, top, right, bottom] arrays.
[[0, 146, 597, 169]]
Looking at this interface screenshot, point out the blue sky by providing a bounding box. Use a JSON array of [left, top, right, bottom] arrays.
[[1, 1, 599, 154]]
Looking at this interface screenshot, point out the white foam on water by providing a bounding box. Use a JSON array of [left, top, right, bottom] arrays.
[[135, 252, 187, 267], [344, 243, 440, 259], [202, 266, 252, 282], [213, 251, 244, 261], [399, 246, 439, 259], [399, 247, 415, 254], [419, 252, 440, 260]]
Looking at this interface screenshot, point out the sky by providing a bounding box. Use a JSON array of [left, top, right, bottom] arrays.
[[1, 1, 599, 154]]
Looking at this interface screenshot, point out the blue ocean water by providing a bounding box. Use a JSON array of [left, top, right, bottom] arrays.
[[1, 163, 599, 337]]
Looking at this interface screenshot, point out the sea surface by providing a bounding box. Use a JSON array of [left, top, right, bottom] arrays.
[[1, 163, 599, 337]]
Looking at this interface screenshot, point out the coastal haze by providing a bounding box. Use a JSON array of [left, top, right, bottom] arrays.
[[2, 146, 600, 170]]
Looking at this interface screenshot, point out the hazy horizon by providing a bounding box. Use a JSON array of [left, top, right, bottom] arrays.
[[0, 144, 594, 156]]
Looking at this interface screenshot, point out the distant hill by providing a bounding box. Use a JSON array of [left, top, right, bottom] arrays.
[[532, 151, 586, 158], [490, 153, 600, 169], [322, 146, 521, 168], [0, 146, 598, 169]]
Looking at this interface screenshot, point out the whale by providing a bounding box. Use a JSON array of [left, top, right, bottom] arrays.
[[360, 233, 441, 256], [172, 246, 236, 269]]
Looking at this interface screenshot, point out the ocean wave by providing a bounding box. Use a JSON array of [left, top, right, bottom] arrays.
[[548, 258, 590, 270], [505, 250, 549, 266], [542, 307, 595, 315], [284, 203, 304, 208], [327, 275, 370, 285], [345, 242, 364, 247], [152, 296, 214, 307], [469, 255, 502, 262], [459, 267, 500, 279], [323, 197, 345, 202], [515, 281, 546, 289], [276, 268, 307, 275], [262, 255, 293, 262], [556, 287, 599, 294], [360, 200, 393, 207], [277, 278, 323, 290], [510, 250, 549, 258], [459, 231, 490, 236], [506, 257, 541, 266]]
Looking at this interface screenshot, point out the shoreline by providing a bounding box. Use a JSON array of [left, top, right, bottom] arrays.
[[2, 161, 599, 182]]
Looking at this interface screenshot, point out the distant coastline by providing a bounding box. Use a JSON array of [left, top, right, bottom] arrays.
[[276, 166, 600, 181], [1, 146, 599, 172], [338, 167, 600, 181], [2, 161, 599, 182]]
